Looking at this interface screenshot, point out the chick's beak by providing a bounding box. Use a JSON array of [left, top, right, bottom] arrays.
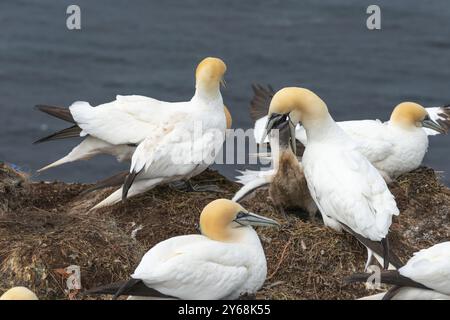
[[261, 113, 288, 144]]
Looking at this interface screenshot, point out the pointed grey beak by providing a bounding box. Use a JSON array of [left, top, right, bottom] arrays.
[[234, 211, 280, 228], [423, 117, 446, 134], [220, 78, 227, 88], [261, 113, 288, 144]]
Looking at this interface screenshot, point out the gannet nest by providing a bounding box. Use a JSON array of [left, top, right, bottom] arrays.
[[0, 163, 449, 299]]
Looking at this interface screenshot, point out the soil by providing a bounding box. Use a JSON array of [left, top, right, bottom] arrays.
[[0, 163, 448, 299]]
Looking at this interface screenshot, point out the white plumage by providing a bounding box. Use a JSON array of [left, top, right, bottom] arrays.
[[36, 57, 230, 175], [263, 87, 399, 269], [132, 232, 266, 300], [92, 89, 226, 209], [399, 241, 450, 295], [87, 199, 279, 300], [302, 119, 399, 240], [254, 104, 448, 181]]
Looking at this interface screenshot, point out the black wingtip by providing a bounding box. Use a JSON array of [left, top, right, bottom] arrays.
[[122, 171, 139, 202]]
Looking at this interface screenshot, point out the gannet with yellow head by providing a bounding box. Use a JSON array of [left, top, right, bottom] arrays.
[[35, 56, 228, 210], [263, 87, 401, 270], [86, 199, 279, 300], [0, 287, 38, 300], [250, 84, 448, 181], [33, 58, 230, 196]]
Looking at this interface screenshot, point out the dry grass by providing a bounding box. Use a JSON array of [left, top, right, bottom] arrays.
[[0, 163, 448, 299]]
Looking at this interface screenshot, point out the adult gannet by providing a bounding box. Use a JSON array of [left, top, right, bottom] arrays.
[[262, 87, 401, 270], [347, 242, 450, 300], [34, 57, 230, 174], [232, 120, 318, 220], [79, 104, 232, 196], [0, 287, 38, 300], [86, 199, 280, 300], [251, 84, 449, 181], [90, 58, 228, 209]]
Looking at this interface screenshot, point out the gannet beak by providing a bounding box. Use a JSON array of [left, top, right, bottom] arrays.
[[234, 211, 280, 228], [261, 113, 288, 144], [220, 78, 227, 88], [423, 117, 446, 134]]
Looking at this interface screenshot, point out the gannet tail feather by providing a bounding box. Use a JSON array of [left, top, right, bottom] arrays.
[[90, 188, 122, 211], [249, 84, 275, 121], [33, 125, 82, 144], [35, 105, 75, 123], [85, 279, 176, 299], [80, 171, 128, 195], [232, 177, 271, 203], [339, 223, 403, 269]]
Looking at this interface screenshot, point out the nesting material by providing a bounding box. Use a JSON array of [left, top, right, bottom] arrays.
[[0, 163, 448, 299]]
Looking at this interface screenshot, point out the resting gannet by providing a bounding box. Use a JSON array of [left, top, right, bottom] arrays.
[[263, 87, 401, 270], [34, 57, 230, 174], [347, 242, 450, 300], [0, 287, 38, 300], [233, 120, 318, 220], [90, 58, 228, 209], [86, 199, 280, 300], [251, 84, 449, 181]]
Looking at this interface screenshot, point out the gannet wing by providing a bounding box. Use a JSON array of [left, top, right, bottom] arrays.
[[249, 84, 275, 121], [304, 146, 399, 240], [132, 235, 251, 300], [399, 242, 450, 295], [424, 106, 450, 136], [337, 120, 394, 163], [69, 95, 188, 145]]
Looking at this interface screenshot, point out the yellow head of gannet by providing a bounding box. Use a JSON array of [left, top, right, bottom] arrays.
[[0, 287, 38, 300], [262, 87, 328, 152], [199, 199, 279, 242], [223, 105, 232, 129], [195, 57, 227, 93], [390, 102, 446, 133]]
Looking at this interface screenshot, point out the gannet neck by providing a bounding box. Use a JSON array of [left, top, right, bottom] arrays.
[[390, 102, 427, 130], [302, 112, 341, 143], [194, 57, 226, 102]]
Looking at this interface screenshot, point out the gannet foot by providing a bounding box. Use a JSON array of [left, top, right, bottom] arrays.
[[170, 180, 223, 193]]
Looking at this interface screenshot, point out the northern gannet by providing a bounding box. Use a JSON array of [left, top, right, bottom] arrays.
[[79, 104, 232, 196], [91, 58, 228, 209], [347, 242, 450, 300], [0, 287, 38, 300], [34, 57, 230, 174], [263, 87, 401, 270], [251, 84, 449, 181], [86, 199, 280, 300], [233, 120, 318, 220]]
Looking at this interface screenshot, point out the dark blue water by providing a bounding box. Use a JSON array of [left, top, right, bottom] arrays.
[[0, 0, 449, 185]]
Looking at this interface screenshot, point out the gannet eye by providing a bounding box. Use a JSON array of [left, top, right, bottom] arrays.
[[236, 211, 248, 219]]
